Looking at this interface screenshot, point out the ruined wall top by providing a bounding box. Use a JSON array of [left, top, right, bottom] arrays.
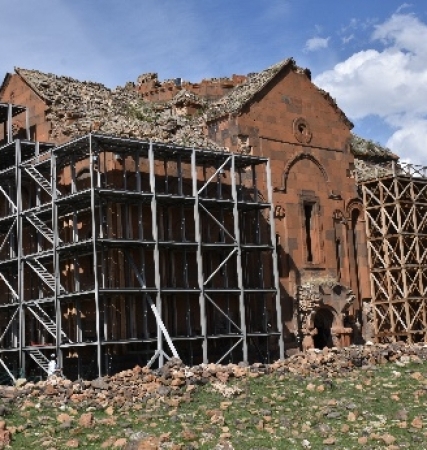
[[4, 61, 397, 162], [350, 134, 398, 162], [135, 72, 247, 102], [205, 58, 295, 121], [14, 67, 220, 148]]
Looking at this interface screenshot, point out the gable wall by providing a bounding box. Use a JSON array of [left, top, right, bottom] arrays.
[[208, 69, 370, 348], [0, 74, 52, 143]]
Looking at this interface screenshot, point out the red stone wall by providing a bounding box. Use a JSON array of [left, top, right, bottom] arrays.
[[0, 74, 54, 143], [137, 75, 247, 102], [207, 68, 370, 345]]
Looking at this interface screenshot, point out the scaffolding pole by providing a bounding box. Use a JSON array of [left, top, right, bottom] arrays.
[[89, 135, 102, 377]]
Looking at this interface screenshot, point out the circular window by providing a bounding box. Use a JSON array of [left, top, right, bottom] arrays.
[[293, 117, 312, 144]]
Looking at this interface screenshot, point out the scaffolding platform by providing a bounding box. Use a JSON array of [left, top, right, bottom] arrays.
[[0, 123, 283, 380]]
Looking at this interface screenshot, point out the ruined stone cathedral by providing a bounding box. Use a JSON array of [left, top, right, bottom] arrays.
[[0, 57, 422, 380]]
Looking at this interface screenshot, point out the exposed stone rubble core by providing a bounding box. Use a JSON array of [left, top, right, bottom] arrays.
[[205, 58, 353, 131], [296, 278, 356, 351], [205, 58, 295, 121], [171, 89, 206, 107], [15, 68, 219, 148], [350, 134, 398, 162], [354, 158, 395, 181]]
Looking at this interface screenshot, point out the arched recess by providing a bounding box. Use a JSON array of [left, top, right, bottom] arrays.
[[283, 152, 329, 193], [306, 305, 340, 349], [333, 209, 347, 283], [313, 308, 334, 348], [346, 199, 364, 217], [76, 168, 91, 191], [346, 199, 370, 306]]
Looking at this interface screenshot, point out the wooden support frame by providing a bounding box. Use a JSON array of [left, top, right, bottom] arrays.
[[360, 161, 427, 342]]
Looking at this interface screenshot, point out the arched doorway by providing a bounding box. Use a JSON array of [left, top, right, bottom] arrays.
[[313, 308, 334, 349]]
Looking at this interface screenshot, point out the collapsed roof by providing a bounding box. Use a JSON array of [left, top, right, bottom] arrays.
[[14, 67, 217, 149], [205, 58, 354, 130], [350, 134, 398, 162], [3, 61, 396, 162]]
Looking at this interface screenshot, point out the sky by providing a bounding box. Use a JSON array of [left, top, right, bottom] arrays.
[[1, 1, 426, 164]]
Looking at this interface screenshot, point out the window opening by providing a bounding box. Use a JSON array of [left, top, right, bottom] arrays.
[[276, 233, 282, 276], [304, 203, 314, 262], [335, 238, 341, 281], [30, 125, 37, 141]]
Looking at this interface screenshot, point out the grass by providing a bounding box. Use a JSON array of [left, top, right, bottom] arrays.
[[5, 361, 427, 449]]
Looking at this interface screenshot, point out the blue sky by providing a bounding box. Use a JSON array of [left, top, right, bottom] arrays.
[[1, 1, 426, 163]]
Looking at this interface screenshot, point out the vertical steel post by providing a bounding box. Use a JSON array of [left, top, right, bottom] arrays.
[[192, 149, 207, 363], [89, 136, 102, 376], [35, 142, 44, 302], [25, 107, 30, 141], [266, 158, 284, 359], [149, 142, 163, 366], [71, 153, 81, 343], [231, 154, 248, 362], [7, 104, 12, 143], [16, 140, 24, 375], [52, 150, 62, 363], [137, 149, 148, 338]]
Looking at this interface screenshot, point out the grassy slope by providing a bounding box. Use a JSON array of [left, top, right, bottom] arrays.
[[6, 361, 427, 449]]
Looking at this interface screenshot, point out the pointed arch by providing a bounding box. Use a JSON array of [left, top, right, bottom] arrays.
[[283, 152, 329, 193]]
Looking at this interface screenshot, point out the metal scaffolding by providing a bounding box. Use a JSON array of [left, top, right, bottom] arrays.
[[0, 112, 283, 381], [359, 161, 427, 343]]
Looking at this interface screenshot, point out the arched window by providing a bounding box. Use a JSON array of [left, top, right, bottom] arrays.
[[76, 168, 91, 191]]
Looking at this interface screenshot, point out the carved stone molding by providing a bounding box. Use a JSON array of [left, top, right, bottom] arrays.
[[293, 117, 312, 144]]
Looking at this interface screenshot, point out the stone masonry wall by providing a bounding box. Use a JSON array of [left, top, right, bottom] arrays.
[[207, 67, 370, 349], [135, 73, 247, 102]]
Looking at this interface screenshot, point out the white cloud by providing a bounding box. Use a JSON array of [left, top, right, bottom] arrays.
[[341, 18, 359, 33], [314, 13, 427, 163], [342, 34, 355, 44], [386, 119, 427, 164], [304, 37, 330, 52], [395, 3, 412, 14], [372, 13, 427, 57]]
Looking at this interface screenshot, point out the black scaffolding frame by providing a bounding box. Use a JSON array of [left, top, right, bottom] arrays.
[[0, 128, 283, 381]]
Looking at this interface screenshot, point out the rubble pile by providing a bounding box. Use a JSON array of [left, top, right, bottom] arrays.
[[354, 158, 396, 181], [0, 342, 426, 411], [15, 67, 394, 165], [350, 134, 398, 162], [15, 68, 219, 149]]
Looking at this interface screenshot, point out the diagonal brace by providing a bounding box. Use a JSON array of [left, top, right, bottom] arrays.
[[0, 186, 17, 213], [204, 248, 237, 286], [198, 156, 231, 195], [199, 203, 236, 242], [205, 293, 242, 332], [0, 272, 18, 300], [124, 251, 179, 359]]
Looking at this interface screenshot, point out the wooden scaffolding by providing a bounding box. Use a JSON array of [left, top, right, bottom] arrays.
[[358, 161, 427, 343]]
